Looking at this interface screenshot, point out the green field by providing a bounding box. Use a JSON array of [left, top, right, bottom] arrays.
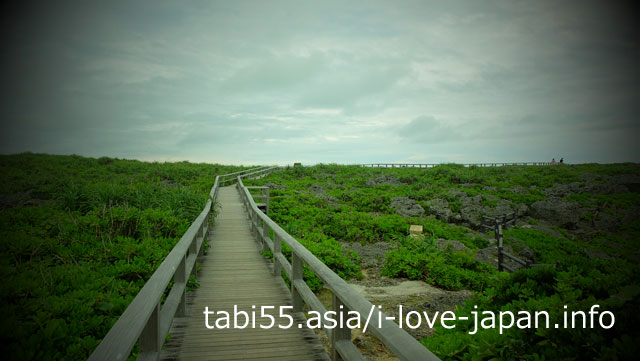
[[2, 155, 639, 360], [244, 163, 640, 360], [0, 153, 249, 360]]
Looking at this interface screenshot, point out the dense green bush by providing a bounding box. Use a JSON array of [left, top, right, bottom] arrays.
[[382, 236, 496, 291], [0, 153, 248, 360]]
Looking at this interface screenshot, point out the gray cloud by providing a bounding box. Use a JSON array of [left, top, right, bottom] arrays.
[[1, 0, 638, 164], [397, 116, 464, 143]]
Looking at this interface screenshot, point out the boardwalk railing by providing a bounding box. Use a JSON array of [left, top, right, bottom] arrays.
[[220, 166, 274, 185], [237, 169, 440, 361], [483, 216, 551, 273], [88, 166, 266, 361], [360, 162, 552, 168]]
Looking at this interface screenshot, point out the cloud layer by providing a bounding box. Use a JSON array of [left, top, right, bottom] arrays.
[[1, 0, 638, 164]]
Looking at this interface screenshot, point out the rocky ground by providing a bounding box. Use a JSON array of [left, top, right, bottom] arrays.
[[326, 171, 640, 359], [264, 168, 640, 359]]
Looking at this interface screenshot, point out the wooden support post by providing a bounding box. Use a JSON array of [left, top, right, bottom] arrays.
[[251, 211, 258, 240], [139, 303, 161, 360], [291, 251, 303, 312], [262, 221, 269, 253], [273, 233, 281, 277], [331, 294, 351, 361], [189, 236, 198, 277], [497, 222, 504, 272], [198, 221, 206, 257], [174, 255, 187, 317]]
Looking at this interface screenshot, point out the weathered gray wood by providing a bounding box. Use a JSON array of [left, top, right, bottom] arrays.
[[273, 233, 282, 277], [497, 223, 504, 272], [219, 166, 269, 186], [331, 295, 352, 361], [160, 280, 187, 336], [501, 250, 528, 266], [139, 303, 160, 361], [335, 340, 365, 361], [275, 252, 292, 278], [291, 251, 304, 313], [167, 186, 328, 361], [502, 264, 516, 273]]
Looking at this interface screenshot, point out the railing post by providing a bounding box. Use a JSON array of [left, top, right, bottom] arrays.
[[139, 303, 161, 360], [273, 233, 281, 277], [190, 236, 198, 277], [496, 221, 504, 272], [249, 208, 255, 234], [331, 294, 351, 361], [262, 220, 269, 253], [198, 220, 206, 257], [175, 255, 187, 317], [291, 251, 303, 312]]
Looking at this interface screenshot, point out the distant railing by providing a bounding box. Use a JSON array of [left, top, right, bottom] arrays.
[[87, 167, 265, 361], [360, 162, 552, 168], [237, 169, 440, 361], [220, 166, 273, 185]]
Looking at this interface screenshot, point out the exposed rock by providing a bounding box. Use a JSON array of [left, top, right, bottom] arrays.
[[583, 182, 628, 194], [505, 237, 537, 260], [475, 246, 498, 267], [425, 198, 452, 222], [446, 189, 527, 229], [609, 174, 640, 185], [435, 239, 469, 252], [390, 197, 425, 218], [509, 186, 527, 194], [544, 182, 582, 197], [341, 241, 396, 269], [264, 182, 287, 190], [296, 184, 340, 206], [592, 211, 620, 231], [530, 197, 584, 229], [579, 173, 599, 182], [493, 199, 515, 215], [483, 186, 497, 192], [366, 174, 403, 187], [450, 190, 482, 228]]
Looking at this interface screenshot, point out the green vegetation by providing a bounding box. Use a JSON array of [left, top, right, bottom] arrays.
[[382, 235, 498, 291], [0, 153, 248, 360], [247, 162, 640, 361], [3, 156, 638, 360]]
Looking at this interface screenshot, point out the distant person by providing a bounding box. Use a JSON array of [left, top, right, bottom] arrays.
[[552, 158, 556, 165], [560, 157, 564, 164]]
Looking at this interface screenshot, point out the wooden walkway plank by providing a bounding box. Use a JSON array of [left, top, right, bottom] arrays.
[[161, 186, 329, 361]]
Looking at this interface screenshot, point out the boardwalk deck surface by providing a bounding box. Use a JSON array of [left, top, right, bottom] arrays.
[[162, 186, 329, 361]]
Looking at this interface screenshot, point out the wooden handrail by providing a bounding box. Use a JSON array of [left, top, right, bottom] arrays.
[[88, 167, 256, 361], [236, 170, 440, 361], [358, 162, 554, 168], [219, 166, 272, 186]]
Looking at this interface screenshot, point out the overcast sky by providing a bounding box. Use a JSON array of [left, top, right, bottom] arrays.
[[1, 0, 638, 165]]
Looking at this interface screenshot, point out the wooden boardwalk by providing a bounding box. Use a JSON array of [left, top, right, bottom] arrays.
[[162, 186, 329, 361]]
